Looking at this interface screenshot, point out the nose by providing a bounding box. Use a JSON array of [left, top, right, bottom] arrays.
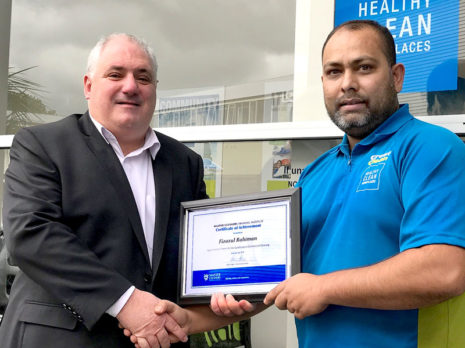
[[121, 75, 139, 95], [340, 70, 358, 93]]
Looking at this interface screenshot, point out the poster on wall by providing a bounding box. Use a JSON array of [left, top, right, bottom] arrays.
[[334, 0, 459, 93]]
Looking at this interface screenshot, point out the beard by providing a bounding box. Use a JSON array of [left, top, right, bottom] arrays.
[[326, 81, 399, 140]]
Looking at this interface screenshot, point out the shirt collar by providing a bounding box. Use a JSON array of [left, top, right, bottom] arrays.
[[89, 113, 160, 159], [337, 104, 412, 156]]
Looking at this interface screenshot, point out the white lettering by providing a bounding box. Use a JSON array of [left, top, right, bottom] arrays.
[[392, 0, 399, 12], [359, 2, 368, 17], [386, 17, 397, 38], [425, 0, 430, 8], [395, 40, 431, 54], [424, 40, 431, 51], [370, 0, 378, 15], [411, 0, 420, 10], [418, 13, 431, 35], [399, 16, 413, 38], [380, 0, 389, 14]]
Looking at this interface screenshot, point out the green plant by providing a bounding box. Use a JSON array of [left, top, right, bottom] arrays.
[[7, 66, 55, 134]]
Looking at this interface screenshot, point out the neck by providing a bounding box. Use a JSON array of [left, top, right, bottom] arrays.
[[347, 135, 360, 151], [115, 130, 147, 156]]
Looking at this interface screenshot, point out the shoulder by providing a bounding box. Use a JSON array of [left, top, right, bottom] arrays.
[[396, 118, 465, 159], [297, 144, 340, 185], [13, 114, 84, 148]]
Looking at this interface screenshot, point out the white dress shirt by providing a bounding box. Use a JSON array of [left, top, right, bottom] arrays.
[[89, 115, 160, 316]]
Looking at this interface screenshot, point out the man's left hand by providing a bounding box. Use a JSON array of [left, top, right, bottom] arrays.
[[264, 273, 329, 319]]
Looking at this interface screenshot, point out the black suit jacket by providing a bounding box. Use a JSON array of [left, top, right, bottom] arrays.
[[0, 112, 207, 347]]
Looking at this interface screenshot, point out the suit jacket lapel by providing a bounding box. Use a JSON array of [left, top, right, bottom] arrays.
[[78, 112, 151, 265], [151, 146, 172, 279]]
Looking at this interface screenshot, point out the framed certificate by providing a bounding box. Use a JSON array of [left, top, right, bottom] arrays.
[[178, 187, 301, 305]]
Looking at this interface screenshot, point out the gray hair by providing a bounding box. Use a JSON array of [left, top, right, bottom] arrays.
[[86, 33, 158, 79]]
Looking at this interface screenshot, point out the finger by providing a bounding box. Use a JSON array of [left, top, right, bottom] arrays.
[[135, 337, 152, 348], [130, 335, 138, 344], [273, 292, 288, 311], [164, 314, 188, 342], [217, 293, 233, 316], [264, 281, 285, 305], [226, 294, 248, 316], [122, 328, 131, 337], [238, 299, 256, 312], [156, 329, 171, 348], [154, 300, 168, 315], [145, 335, 160, 348], [210, 292, 222, 315]]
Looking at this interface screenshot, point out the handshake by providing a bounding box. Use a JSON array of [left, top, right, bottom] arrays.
[[116, 273, 319, 348], [116, 288, 191, 348], [115, 289, 259, 348]]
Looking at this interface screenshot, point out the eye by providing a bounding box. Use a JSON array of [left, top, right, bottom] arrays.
[[107, 72, 122, 80], [359, 64, 373, 72], [325, 69, 341, 77], [137, 75, 152, 84]]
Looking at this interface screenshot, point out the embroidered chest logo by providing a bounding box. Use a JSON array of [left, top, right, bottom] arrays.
[[356, 151, 392, 192]]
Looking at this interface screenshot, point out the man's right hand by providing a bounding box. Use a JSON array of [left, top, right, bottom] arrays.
[[116, 288, 188, 348]]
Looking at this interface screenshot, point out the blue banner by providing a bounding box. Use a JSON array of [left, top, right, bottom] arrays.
[[334, 0, 459, 93], [192, 264, 286, 287]]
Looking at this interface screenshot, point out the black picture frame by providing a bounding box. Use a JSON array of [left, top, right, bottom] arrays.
[[178, 187, 301, 305]]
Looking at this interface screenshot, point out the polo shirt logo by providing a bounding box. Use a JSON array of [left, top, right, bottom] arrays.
[[357, 151, 392, 192]]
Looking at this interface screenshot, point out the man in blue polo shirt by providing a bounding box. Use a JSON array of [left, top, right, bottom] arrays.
[[202, 19, 465, 348], [261, 20, 465, 347], [125, 19, 465, 348]]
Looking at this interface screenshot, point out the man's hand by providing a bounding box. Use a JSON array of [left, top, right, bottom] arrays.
[[122, 300, 190, 347], [117, 288, 187, 348], [264, 273, 328, 319], [154, 300, 190, 339], [210, 293, 256, 317]]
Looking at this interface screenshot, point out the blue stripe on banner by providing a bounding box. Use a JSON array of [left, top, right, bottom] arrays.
[[192, 264, 286, 287]]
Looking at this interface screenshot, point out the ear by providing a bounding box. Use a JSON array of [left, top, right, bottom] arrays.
[[83, 74, 92, 100], [391, 63, 405, 93]]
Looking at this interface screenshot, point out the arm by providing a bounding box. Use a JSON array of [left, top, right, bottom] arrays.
[[3, 128, 184, 343], [154, 301, 267, 336], [3, 129, 129, 328], [265, 244, 465, 319]]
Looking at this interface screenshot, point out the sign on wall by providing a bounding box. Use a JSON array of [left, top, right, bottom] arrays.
[[334, 0, 459, 93]]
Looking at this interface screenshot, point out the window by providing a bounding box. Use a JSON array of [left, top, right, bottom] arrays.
[[6, 1, 296, 134]]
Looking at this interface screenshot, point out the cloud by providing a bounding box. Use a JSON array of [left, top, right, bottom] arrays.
[[9, 0, 295, 115]]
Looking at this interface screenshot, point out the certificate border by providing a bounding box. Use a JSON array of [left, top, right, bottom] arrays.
[[178, 187, 301, 305]]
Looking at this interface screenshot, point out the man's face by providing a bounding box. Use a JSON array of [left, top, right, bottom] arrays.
[[322, 27, 404, 140], [84, 36, 157, 139]]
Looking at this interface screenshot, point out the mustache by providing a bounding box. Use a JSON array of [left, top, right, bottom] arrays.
[[336, 93, 366, 108]]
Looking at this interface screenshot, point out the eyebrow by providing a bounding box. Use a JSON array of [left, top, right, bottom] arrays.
[[106, 65, 153, 76], [323, 56, 378, 69]]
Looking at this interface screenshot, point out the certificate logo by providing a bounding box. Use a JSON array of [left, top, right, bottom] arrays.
[[204, 274, 209, 281]]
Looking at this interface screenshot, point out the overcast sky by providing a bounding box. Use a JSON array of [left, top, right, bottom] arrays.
[[9, 0, 296, 115]]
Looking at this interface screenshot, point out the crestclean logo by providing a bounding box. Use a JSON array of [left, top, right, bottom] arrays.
[[368, 151, 392, 166], [357, 151, 392, 192]]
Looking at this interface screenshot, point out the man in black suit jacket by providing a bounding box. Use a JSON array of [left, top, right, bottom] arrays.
[[0, 33, 207, 347]]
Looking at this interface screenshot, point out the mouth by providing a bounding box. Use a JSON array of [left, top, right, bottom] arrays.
[[338, 98, 366, 112], [116, 100, 141, 107]]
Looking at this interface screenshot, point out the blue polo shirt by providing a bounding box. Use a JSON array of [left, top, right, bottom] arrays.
[[295, 105, 465, 347]]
